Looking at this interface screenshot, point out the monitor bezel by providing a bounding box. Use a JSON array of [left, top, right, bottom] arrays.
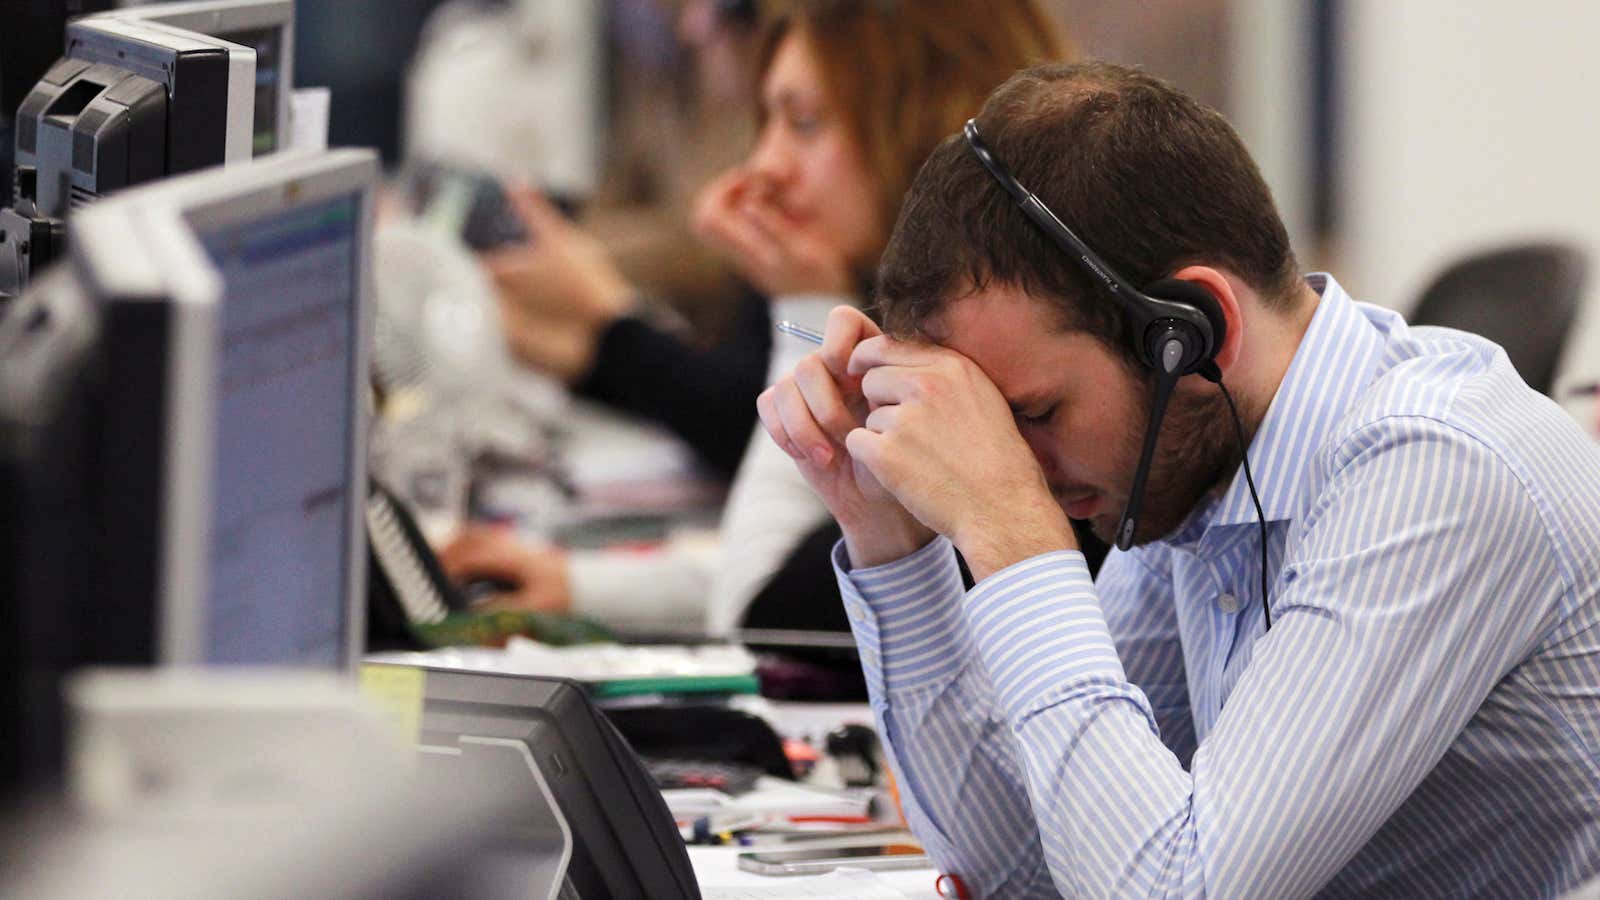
[[94, 149, 378, 673], [107, 0, 294, 155]]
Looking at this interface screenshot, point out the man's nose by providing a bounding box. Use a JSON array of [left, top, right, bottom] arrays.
[[1022, 431, 1059, 480]]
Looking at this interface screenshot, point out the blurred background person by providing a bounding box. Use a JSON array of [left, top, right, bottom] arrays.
[[439, 0, 1075, 640]]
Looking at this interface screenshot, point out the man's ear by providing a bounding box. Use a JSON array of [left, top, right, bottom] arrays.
[[1170, 265, 1243, 375]]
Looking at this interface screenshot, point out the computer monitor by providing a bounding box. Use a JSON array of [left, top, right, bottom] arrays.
[[379, 665, 703, 899], [0, 196, 219, 792], [0, 148, 375, 790], [131, 148, 377, 667], [109, 0, 295, 156]]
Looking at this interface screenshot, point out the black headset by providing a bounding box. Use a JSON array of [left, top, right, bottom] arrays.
[[962, 118, 1270, 629]]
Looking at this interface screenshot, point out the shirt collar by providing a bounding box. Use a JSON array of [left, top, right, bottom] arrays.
[[1201, 273, 1391, 531]]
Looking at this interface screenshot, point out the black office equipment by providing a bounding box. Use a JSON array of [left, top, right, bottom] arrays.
[[1, 15, 254, 300], [24, 18, 253, 216], [394, 665, 704, 899], [607, 701, 793, 781], [0, 0, 117, 208]]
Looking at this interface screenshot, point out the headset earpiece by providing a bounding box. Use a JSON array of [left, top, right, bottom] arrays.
[[1143, 277, 1227, 368]]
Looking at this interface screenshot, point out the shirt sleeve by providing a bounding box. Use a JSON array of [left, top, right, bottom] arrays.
[[959, 416, 1565, 897], [1096, 549, 1196, 765], [567, 535, 718, 634], [834, 536, 1058, 896]]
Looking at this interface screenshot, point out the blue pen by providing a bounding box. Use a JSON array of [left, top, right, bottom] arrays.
[[775, 320, 825, 344]]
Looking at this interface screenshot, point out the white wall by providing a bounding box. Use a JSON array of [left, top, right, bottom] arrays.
[[1228, 0, 1315, 258], [1339, 0, 1600, 401]]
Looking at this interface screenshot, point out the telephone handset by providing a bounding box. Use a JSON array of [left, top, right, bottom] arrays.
[[364, 479, 468, 652]]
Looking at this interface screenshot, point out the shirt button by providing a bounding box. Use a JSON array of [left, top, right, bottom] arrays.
[[1217, 593, 1240, 614], [848, 604, 865, 624], [861, 648, 879, 667]]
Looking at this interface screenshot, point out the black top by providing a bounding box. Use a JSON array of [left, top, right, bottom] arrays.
[[574, 290, 772, 479]]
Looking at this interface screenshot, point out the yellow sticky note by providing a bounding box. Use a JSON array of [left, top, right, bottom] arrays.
[[359, 664, 426, 745]]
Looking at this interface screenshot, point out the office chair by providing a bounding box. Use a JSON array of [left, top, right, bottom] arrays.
[[1410, 242, 1589, 396]]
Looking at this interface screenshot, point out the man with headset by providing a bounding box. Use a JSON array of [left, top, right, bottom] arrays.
[[758, 61, 1600, 897]]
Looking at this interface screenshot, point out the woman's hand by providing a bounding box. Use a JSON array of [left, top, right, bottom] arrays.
[[483, 185, 637, 382], [692, 167, 854, 298], [436, 524, 573, 615]]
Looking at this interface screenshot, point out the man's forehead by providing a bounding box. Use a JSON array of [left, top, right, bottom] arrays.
[[927, 282, 1037, 334], [924, 286, 1085, 398], [927, 284, 1071, 350]]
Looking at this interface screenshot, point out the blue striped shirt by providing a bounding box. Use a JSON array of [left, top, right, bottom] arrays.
[[834, 275, 1600, 897]]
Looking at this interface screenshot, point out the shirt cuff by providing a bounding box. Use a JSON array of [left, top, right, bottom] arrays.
[[964, 550, 1127, 720], [831, 536, 973, 696]]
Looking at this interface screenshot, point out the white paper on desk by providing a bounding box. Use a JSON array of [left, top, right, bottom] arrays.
[[723, 777, 872, 819], [365, 641, 756, 682], [701, 867, 913, 899], [664, 778, 871, 822]]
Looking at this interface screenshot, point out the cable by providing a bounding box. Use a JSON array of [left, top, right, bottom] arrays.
[[1216, 380, 1271, 630]]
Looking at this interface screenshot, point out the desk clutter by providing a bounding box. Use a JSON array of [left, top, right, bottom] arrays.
[[353, 657, 926, 896]]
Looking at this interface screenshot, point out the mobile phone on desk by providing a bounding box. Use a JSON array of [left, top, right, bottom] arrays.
[[736, 843, 929, 876]]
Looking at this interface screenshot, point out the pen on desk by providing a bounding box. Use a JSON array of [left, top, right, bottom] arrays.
[[775, 320, 825, 345]]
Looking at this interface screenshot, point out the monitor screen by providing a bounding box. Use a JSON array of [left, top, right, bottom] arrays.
[[193, 195, 360, 666]]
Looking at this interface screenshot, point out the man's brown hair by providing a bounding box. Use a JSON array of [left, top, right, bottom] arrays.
[[876, 61, 1301, 362], [758, 0, 1071, 237]]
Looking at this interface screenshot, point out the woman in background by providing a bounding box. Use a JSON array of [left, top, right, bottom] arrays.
[[441, 0, 1076, 636]]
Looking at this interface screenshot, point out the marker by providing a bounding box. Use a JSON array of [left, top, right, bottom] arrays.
[[776, 320, 825, 345]]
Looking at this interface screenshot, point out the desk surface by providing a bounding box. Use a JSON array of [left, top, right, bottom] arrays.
[[689, 846, 941, 898]]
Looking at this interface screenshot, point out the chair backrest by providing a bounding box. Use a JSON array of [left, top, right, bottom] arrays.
[[1410, 242, 1589, 396]]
